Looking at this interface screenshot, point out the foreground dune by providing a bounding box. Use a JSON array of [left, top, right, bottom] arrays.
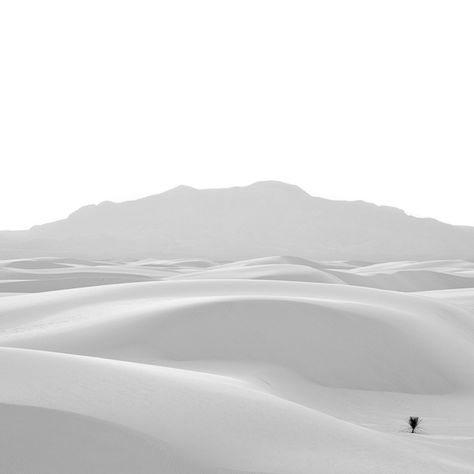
[[0, 403, 196, 474], [1, 347, 473, 473]]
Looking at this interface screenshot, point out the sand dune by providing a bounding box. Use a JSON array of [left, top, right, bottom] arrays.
[[169, 263, 343, 283], [214, 255, 330, 269], [330, 260, 474, 291], [3, 256, 474, 293], [0, 280, 473, 393], [1, 347, 473, 473], [0, 403, 196, 474], [0, 258, 171, 293], [0, 274, 153, 293], [332, 269, 474, 291], [417, 288, 474, 312], [0, 258, 474, 472]]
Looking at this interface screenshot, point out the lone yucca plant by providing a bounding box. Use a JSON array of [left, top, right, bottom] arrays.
[[408, 416, 422, 433]]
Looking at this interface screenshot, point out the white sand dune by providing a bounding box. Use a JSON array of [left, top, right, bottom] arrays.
[[3, 256, 474, 293], [169, 256, 474, 290], [0, 259, 474, 472], [0, 403, 198, 474], [0, 280, 473, 394], [169, 263, 343, 283], [135, 258, 217, 268], [215, 255, 330, 269], [0, 257, 174, 293], [331, 260, 474, 291], [417, 288, 474, 312], [0, 273, 154, 293], [3, 257, 114, 269], [331, 269, 474, 291], [1, 347, 473, 473]]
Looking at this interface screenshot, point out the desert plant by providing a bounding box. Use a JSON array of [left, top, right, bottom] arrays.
[[408, 416, 421, 433]]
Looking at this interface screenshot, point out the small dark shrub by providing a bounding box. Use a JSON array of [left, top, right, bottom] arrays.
[[408, 416, 421, 433]]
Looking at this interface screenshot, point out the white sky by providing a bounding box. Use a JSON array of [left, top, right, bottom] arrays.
[[1, 1, 473, 230]]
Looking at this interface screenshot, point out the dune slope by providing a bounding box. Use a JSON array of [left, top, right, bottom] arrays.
[[0, 268, 473, 473], [1, 347, 473, 473]]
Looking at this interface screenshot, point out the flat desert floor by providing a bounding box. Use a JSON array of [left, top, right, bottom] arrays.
[[0, 256, 473, 473]]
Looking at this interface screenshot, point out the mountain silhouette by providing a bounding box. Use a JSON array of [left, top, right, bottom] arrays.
[[1, 181, 474, 261]]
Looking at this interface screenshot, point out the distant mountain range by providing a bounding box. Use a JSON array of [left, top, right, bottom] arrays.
[[1, 181, 474, 261]]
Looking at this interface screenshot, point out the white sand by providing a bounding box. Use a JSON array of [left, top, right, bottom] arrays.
[[0, 257, 473, 472]]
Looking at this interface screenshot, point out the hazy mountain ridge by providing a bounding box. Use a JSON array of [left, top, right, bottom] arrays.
[[1, 181, 474, 260]]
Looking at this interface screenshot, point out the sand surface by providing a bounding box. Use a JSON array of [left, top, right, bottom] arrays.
[[0, 256, 473, 472]]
